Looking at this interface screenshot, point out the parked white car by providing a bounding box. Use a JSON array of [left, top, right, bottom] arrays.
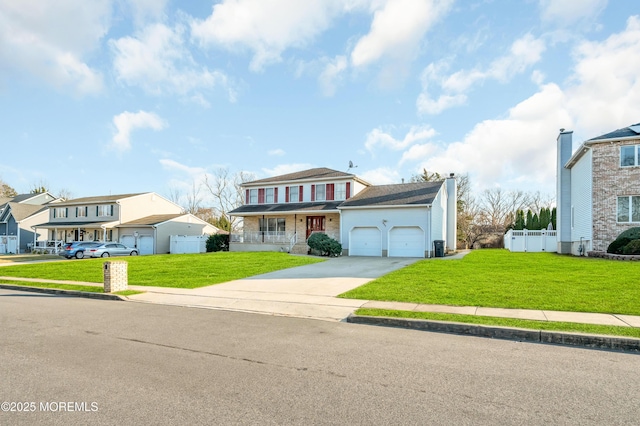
[[87, 243, 139, 258]]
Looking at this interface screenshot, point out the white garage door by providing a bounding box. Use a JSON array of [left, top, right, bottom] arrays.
[[138, 236, 154, 255], [389, 226, 424, 258], [120, 235, 135, 247], [350, 227, 382, 256]]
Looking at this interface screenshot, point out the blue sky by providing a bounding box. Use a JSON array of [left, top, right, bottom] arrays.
[[1, 0, 639, 204]]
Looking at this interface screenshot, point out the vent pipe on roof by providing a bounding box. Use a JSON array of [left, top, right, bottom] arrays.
[[401, 178, 405, 184]]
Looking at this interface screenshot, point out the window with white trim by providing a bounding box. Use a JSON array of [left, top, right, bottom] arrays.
[[249, 189, 258, 204], [259, 218, 286, 234], [76, 206, 88, 217], [97, 205, 113, 217], [617, 196, 640, 223], [315, 184, 326, 201], [621, 145, 639, 167], [289, 186, 298, 203], [54, 207, 67, 218], [266, 188, 274, 203], [335, 182, 346, 200]]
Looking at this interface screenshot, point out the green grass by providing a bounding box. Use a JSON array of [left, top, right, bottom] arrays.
[[356, 308, 640, 339], [0, 254, 61, 263], [340, 250, 640, 316], [0, 279, 105, 293], [0, 252, 324, 289], [0, 279, 144, 296]]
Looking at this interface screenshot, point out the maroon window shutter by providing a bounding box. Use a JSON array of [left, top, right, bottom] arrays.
[[274, 187, 278, 203], [258, 188, 265, 204], [285, 187, 289, 203], [346, 182, 351, 199], [245, 189, 250, 204], [299, 185, 303, 202], [327, 184, 334, 201], [311, 185, 315, 202]]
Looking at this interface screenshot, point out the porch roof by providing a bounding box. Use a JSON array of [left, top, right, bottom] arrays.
[[33, 221, 118, 229], [229, 201, 342, 216]]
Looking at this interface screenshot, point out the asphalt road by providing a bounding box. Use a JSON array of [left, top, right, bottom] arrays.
[[1, 289, 639, 425]]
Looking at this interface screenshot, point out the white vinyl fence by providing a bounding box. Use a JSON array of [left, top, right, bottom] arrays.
[[170, 235, 208, 254], [504, 229, 557, 253], [0, 236, 18, 254]]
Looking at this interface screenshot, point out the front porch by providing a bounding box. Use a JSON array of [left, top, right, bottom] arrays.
[[230, 213, 340, 254]]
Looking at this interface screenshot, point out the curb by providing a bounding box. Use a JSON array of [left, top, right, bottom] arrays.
[[346, 314, 640, 353], [0, 284, 126, 301]]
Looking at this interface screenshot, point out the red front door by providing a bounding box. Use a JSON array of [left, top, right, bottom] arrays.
[[306, 216, 325, 239]]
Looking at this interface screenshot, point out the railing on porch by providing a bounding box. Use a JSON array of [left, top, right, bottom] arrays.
[[29, 240, 65, 254], [231, 231, 296, 244]]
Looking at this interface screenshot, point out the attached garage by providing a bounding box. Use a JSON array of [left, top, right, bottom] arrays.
[[138, 236, 154, 255], [349, 227, 382, 256], [388, 226, 424, 257]]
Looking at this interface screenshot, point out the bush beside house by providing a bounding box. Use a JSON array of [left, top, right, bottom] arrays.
[[607, 227, 640, 255], [206, 234, 229, 252], [307, 233, 342, 257]]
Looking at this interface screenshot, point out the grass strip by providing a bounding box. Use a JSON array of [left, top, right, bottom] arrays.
[[0, 280, 144, 296], [340, 250, 640, 315], [355, 308, 640, 339], [0, 252, 324, 289]]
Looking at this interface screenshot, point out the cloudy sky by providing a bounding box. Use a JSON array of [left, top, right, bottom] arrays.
[[1, 0, 639, 202]]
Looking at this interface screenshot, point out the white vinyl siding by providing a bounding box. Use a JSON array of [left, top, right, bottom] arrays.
[[570, 150, 593, 242]]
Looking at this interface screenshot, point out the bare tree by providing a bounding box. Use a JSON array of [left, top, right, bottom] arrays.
[[56, 188, 74, 201], [202, 168, 256, 232], [0, 177, 18, 198], [184, 180, 203, 215]]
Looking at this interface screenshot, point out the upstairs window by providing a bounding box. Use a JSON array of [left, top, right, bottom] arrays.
[[288, 186, 299, 203], [76, 206, 88, 217], [266, 188, 274, 203], [315, 184, 326, 201], [249, 189, 258, 204], [621, 145, 639, 167], [617, 196, 640, 223], [53, 207, 67, 218], [334, 183, 346, 200], [97, 205, 113, 217]]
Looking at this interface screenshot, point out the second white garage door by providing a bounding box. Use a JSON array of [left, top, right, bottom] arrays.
[[349, 227, 382, 256], [388, 226, 425, 258]]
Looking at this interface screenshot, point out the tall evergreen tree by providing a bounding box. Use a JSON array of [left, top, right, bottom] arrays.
[[525, 210, 533, 229], [514, 210, 525, 230], [532, 213, 540, 230], [550, 207, 557, 230]]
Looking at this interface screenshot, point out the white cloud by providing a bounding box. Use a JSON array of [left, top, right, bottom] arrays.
[[417, 34, 546, 115], [399, 143, 439, 166], [111, 23, 234, 102], [111, 111, 167, 152], [365, 125, 436, 153], [0, 0, 109, 95], [159, 159, 206, 176], [191, 0, 347, 72], [350, 0, 453, 68], [358, 167, 402, 185], [565, 15, 640, 137], [539, 0, 607, 27], [268, 149, 286, 156], [122, 0, 169, 26], [319, 55, 348, 96], [262, 163, 315, 177]]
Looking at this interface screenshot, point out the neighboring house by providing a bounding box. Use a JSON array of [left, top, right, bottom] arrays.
[[0, 192, 60, 254], [228, 167, 457, 258], [34, 192, 219, 255], [557, 123, 640, 255]]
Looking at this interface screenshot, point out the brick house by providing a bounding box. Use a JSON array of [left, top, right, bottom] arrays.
[[557, 123, 640, 254], [228, 167, 457, 258]]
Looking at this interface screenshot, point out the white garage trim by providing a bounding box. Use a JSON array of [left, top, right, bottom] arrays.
[[349, 226, 382, 257], [388, 226, 425, 258]]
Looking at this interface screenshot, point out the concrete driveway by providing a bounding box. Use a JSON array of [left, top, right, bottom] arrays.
[[128, 256, 421, 321]]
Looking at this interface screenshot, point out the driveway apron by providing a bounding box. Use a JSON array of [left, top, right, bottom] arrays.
[[127, 257, 421, 321]]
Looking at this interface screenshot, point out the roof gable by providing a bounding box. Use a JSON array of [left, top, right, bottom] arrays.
[[4, 202, 48, 222], [339, 181, 444, 208], [54, 193, 147, 206], [588, 122, 640, 142], [244, 168, 358, 185]]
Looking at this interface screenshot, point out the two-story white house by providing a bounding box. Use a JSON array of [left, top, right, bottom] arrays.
[[34, 192, 219, 254], [557, 123, 640, 254], [228, 167, 457, 258]]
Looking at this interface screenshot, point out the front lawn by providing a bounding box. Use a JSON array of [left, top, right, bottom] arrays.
[[339, 250, 640, 315], [0, 252, 324, 289]]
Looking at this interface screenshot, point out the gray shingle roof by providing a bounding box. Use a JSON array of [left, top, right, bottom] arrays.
[[120, 214, 184, 226], [230, 201, 343, 215], [5, 202, 48, 221], [54, 193, 146, 206], [588, 122, 640, 141], [244, 168, 355, 185], [339, 181, 443, 208]]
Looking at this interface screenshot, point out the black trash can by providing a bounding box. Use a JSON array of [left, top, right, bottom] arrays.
[[433, 240, 445, 258]]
